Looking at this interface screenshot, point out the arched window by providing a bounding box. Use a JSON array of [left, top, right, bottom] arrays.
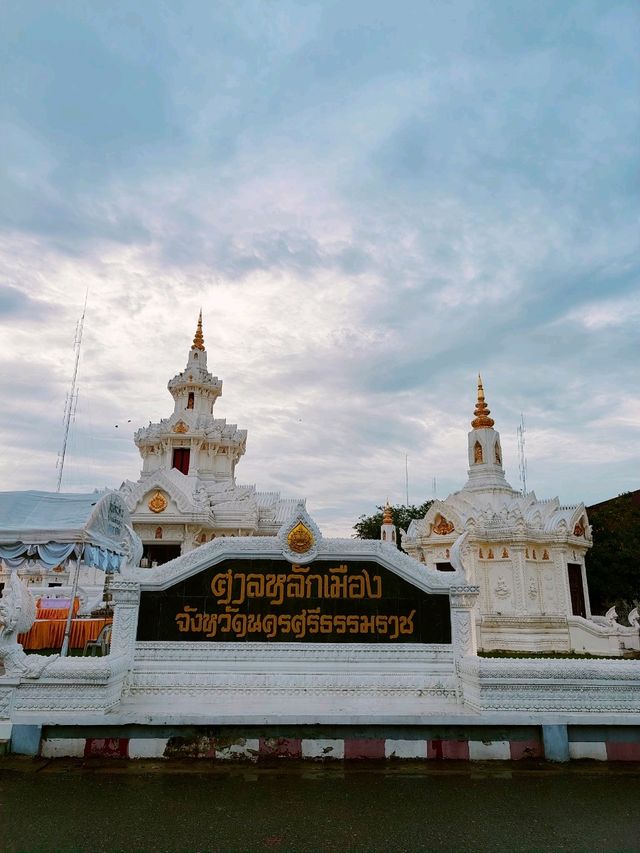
[[474, 441, 483, 463], [187, 392, 194, 409], [382, 530, 387, 541], [494, 442, 501, 464], [155, 526, 162, 539]]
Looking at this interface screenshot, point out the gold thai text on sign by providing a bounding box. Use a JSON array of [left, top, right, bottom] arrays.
[[172, 562, 419, 641], [208, 563, 382, 607], [175, 606, 416, 641]]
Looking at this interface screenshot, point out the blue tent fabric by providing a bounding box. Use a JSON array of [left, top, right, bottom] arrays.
[[0, 490, 139, 573]]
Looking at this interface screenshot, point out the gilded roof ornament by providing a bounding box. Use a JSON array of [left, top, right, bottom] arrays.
[[471, 374, 495, 429], [192, 309, 205, 351], [382, 501, 394, 525]]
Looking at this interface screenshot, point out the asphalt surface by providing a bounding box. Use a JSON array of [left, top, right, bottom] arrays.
[[1, 759, 639, 852]]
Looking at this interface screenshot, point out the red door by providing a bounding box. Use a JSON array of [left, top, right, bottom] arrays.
[[567, 563, 586, 618], [172, 448, 190, 475]]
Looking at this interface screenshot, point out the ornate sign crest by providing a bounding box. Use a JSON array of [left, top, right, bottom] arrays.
[[278, 502, 322, 564], [287, 522, 314, 554], [148, 490, 168, 513]]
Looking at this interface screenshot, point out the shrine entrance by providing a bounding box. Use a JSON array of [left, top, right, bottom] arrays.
[[567, 563, 587, 618]]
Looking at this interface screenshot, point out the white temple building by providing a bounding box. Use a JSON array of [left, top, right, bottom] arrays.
[[119, 314, 301, 565], [402, 377, 638, 655]]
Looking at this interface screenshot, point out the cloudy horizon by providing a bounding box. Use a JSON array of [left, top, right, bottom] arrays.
[[0, 1, 638, 535]]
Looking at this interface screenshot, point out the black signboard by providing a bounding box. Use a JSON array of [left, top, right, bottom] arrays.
[[137, 558, 451, 644]]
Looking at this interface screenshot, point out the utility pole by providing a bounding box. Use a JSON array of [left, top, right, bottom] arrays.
[[56, 292, 87, 491]]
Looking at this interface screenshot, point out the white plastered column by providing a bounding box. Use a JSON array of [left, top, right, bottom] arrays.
[[109, 579, 140, 662], [449, 585, 480, 659]]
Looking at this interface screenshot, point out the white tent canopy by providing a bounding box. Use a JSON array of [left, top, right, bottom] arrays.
[[0, 490, 142, 572]]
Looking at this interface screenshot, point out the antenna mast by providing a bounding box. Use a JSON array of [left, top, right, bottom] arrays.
[[517, 413, 527, 496], [56, 292, 88, 491]]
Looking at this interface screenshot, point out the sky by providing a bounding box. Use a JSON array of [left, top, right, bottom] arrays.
[[0, 0, 638, 536]]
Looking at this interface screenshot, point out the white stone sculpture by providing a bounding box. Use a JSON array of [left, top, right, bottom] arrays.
[[0, 572, 56, 677]]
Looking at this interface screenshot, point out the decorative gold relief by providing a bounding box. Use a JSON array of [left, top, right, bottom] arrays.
[[433, 516, 455, 535], [173, 421, 188, 434], [474, 441, 483, 464], [573, 521, 585, 537], [487, 548, 494, 559], [287, 521, 314, 554], [502, 548, 509, 558], [542, 550, 549, 560], [479, 548, 484, 558], [148, 491, 168, 513], [155, 526, 163, 539]]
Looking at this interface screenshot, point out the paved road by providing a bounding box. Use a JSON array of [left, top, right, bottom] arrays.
[[1, 759, 639, 852]]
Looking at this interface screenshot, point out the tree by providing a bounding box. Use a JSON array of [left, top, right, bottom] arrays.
[[585, 491, 640, 617], [353, 502, 433, 550]]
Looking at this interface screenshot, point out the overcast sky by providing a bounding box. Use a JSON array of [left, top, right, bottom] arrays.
[[0, 1, 638, 535]]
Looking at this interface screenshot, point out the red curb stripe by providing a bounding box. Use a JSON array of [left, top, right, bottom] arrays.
[[606, 741, 640, 761], [428, 739, 469, 760], [259, 737, 302, 759], [344, 738, 386, 760], [510, 739, 543, 760], [84, 738, 129, 758]]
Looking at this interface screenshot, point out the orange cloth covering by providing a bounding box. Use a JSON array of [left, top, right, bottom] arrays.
[[18, 618, 112, 651]]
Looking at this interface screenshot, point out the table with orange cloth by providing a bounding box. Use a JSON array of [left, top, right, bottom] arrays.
[[36, 598, 80, 621], [18, 618, 112, 651]]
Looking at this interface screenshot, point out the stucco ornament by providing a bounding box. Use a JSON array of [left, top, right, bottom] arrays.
[[449, 531, 470, 580], [0, 572, 56, 677], [278, 503, 322, 564], [148, 490, 168, 513]]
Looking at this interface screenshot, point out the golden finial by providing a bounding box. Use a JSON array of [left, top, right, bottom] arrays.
[[192, 310, 205, 351], [383, 500, 394, 525], [471, 373, 495, 429]]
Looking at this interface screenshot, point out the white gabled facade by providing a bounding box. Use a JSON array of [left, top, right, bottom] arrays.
[[119, 313, 301, 563], [403, 377, 638, 655]]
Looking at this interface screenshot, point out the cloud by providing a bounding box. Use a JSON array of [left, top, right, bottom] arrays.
[[0, 0, 638, 535]]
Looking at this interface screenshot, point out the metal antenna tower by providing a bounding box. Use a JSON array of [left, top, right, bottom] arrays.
[[56, 292, 88, 491], [517, 413, 527, 496], [432, 476, 437, 500]]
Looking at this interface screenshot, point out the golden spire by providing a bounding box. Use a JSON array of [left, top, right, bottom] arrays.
[[192, 310, 205, 351], [382, 500, 394, 525], [471, 373, 495, 429]]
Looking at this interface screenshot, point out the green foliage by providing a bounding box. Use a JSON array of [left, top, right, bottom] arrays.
[[353, 501, 433, 550], [585, 492, 640, 614]]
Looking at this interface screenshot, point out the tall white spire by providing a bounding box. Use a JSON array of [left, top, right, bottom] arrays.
[[464, 375, 513, 492], [167, 312, 222, 416]]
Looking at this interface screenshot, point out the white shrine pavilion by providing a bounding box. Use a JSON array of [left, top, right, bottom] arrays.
[[401, 377, 638, 655], [119, 314, 301, 565]]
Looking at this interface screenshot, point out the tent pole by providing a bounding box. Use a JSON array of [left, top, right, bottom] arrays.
[[61, 544, 84, 657]]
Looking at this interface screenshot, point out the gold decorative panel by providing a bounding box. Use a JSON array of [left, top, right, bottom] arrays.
[[148, 491, 168, 513], [287, 522, 314, 554]]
